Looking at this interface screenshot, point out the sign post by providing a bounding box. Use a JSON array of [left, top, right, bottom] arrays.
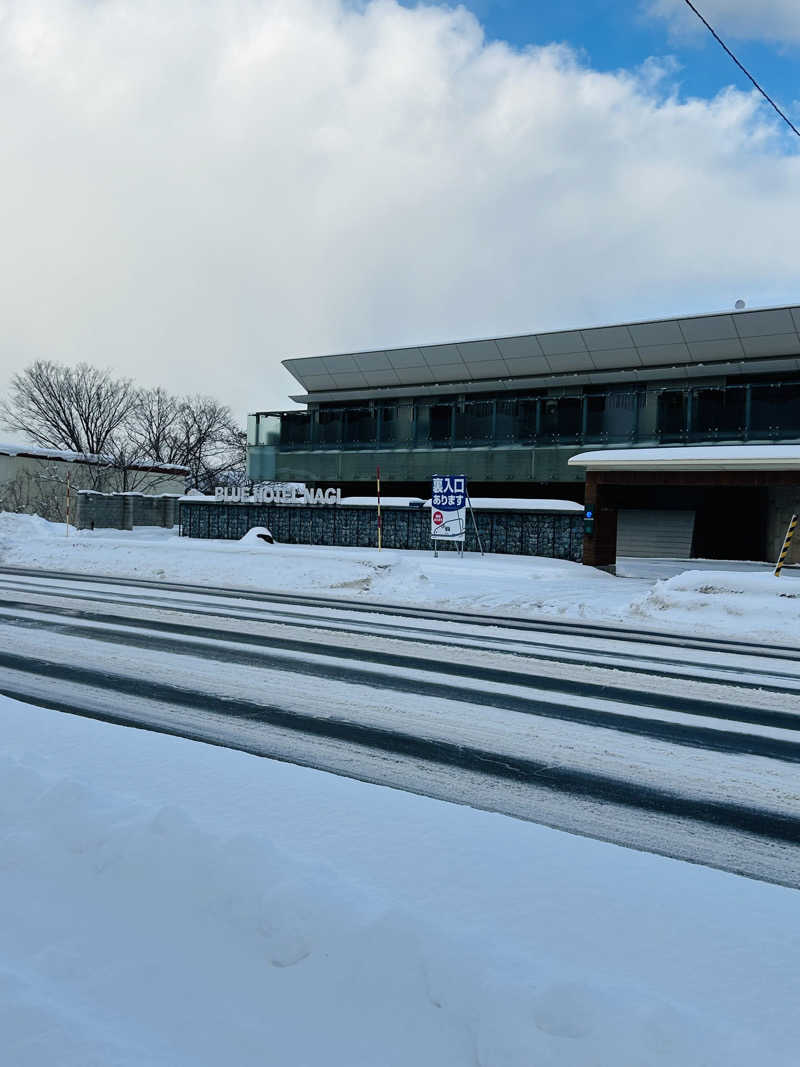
[[466, 488, 484, 557], [431, 475, 467, 556]]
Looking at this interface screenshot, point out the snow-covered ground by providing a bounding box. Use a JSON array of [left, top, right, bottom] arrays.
[[2, 692, 799, 1067], [1, 511, 799, 643]]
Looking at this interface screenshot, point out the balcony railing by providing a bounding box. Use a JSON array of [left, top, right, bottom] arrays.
[[248, 380, 800, 453]]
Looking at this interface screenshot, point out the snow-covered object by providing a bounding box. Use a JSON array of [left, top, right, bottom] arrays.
[[1, 693, 797, 1065], [425, 497, 584, 512], [570, 444, 800, 469], [1, 511, 798, 642], [340, 496, 426, 507], [0, 441, 188, 472], [342, 496, 582, 511], [239, 526, 274, 545]]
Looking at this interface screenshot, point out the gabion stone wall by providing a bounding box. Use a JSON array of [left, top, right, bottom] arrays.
[[180, 502, 583, 562]]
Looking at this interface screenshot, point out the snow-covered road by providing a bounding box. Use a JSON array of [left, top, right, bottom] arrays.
[[1, 567, 799, 887]]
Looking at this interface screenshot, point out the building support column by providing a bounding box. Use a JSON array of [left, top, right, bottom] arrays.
[[583, 474, 617, 569]]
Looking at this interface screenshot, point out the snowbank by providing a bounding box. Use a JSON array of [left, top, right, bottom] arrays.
[[1, 511, 799, 642], [2, 693, 798, 1066], [629, 569, 800, 635]]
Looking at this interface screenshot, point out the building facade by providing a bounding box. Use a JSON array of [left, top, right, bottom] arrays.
[[248, 305, 800, 563], [0, 443, 187, 524]]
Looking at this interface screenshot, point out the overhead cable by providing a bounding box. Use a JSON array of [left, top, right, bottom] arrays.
[[680, 0, 800, 138]]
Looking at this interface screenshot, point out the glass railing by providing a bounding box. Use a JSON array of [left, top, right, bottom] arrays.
[[250, 380, 800, 453]]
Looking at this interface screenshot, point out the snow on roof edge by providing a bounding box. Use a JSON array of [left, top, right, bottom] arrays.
[[0, 442, 188, 474], [570, 444, 800, 470]]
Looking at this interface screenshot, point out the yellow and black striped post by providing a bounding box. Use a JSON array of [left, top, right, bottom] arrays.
[[774, 513, 798, 577]]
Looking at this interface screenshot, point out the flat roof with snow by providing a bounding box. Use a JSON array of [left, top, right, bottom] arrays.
[[569, 445, 800, 471]]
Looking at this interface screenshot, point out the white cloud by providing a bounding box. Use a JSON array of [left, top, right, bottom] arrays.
[[645, 0, 800, 46], [0, 0, 799, 420]]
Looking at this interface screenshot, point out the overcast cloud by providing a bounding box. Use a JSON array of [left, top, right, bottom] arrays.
[[1, 0, 799, 421], [645, 0, 800, 45]]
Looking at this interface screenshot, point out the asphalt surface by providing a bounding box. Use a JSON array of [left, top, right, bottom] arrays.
[[1, 565, 799, 887]]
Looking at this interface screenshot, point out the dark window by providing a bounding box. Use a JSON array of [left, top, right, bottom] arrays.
[[342, 407, 376, 445], [692, 387, 746, 439], [585, 395, 606, 441], [463, 399, 494, 443], [495, 398, 518, 442], [541, 396, 580, 440], [750, 382, 800, 438], [280, 412, 311, 447], [429, 402, 453, 445], [657, 391, 687, 440], [379, 404, 412, 446], [317, 408, 342, 446], [518, 398, 539, 441]]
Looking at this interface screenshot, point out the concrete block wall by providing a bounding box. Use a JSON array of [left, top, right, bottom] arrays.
[[76, 492, 181, 531]]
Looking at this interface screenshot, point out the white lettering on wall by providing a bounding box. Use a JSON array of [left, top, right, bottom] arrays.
[[212, 485, 343, 506]]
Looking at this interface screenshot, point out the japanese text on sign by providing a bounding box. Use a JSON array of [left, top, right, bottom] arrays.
[[431, 475, 467, 541]]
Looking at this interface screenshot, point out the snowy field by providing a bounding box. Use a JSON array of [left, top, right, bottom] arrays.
[[1, 512, 799, 643], [2, 692, 799, 1067]]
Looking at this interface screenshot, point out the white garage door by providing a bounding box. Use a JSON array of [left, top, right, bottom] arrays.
[[617, 509, 696, 559]]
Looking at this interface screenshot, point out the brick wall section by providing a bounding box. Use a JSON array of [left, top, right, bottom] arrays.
[[76, 492, 181, 530], [179, 502, 584, 562]]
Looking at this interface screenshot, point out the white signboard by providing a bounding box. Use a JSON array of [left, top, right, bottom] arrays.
[[431, 475, 467, 541], [215, 486, 341, 505]]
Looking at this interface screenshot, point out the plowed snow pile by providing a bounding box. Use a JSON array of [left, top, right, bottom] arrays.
[[1, 511, 799, 642], [2, 694, 798, 1066], [630, 570, 800, 636]]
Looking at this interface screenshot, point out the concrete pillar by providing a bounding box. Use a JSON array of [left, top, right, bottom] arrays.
[[161, 495, 179, 528]]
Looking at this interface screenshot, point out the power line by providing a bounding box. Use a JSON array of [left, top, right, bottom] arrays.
[[680, 0, 800, 139]]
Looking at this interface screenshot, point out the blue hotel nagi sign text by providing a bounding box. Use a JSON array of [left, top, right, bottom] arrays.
[[215, 486, 342, 505], [431, 475, 467, 541]]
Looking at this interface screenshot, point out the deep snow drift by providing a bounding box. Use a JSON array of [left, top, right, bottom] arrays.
[[1, 511, 799, 643], [2, 693, 799, 1066]]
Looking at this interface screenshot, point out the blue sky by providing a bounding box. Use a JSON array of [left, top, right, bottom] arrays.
[[403, 0, 798, 118], [3, 0, 799, 413]]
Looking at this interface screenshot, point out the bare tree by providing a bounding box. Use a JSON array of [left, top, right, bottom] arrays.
[[2, 361, 245, 496], [127, 387, 183, 465], [0, 361, 137, 456], [175, 395, 243, 491]]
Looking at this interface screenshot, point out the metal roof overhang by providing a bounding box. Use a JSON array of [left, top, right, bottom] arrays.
[[281, 304, 800, 405]]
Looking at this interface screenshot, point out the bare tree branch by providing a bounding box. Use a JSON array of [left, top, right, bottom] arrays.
[[1, 362, 245, 496], [0, 361, 137, 456]]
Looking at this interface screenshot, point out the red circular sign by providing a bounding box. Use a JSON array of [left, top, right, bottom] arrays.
[[433, 510, 444, 525]]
